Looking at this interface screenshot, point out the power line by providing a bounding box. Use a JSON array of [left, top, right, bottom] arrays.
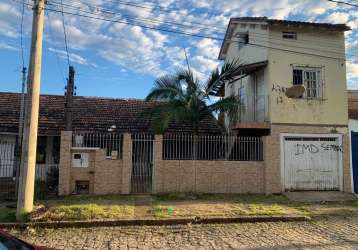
[[11, 0, 358, 62], [45, 6, 357, 61], [326, 0, 358, 7], [46, 11, 67, 86], [59, 0, 71, 66], [47, 0, 225, 35], [46, 0, 358, 58], [20, 0, 25, 68]]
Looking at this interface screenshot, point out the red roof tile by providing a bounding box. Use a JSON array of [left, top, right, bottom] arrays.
[[0, 92, 222, 135]]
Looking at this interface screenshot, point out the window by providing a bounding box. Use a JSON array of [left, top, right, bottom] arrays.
[[282, 31, 297, 40], [235, 32, 248, 49], [292, 67, 322, 98]]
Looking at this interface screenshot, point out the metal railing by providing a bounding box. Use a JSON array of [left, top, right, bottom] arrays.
[[72, 132, 124, 159], [163, 134, 263, 161]]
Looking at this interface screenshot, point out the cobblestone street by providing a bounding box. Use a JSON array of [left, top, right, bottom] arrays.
[[11, 216, 358, 249]]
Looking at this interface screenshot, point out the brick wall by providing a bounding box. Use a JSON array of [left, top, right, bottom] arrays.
[[153, 135, 265, 194], [58, 131, 131, 195], [58, 127, 352, 196]]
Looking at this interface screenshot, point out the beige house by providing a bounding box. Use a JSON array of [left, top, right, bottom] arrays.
[[219, 17, 352, 193]]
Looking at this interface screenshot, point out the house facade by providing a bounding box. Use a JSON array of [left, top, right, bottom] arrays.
[[219, 17, 352, 193], [348, 90, 358, 193]]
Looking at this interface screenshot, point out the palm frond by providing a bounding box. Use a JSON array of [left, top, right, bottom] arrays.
[[207, 95, 241, 123], [204, 59, 243, 96], [145, 75, 184, 101]]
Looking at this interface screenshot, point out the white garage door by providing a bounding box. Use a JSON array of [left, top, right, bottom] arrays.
[[282, 135, 343, 191]]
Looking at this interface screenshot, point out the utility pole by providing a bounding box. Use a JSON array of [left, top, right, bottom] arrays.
[[15, 67, 27, 197], [65, 66, 75, 131], [17, 0, 46, 219]]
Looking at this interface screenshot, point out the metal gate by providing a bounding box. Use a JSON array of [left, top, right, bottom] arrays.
[[131, 134, 154, 194], [0, 135, 17, 200], [282, 135, 342, 191]]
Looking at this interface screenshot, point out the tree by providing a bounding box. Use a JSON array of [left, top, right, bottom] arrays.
[[144, 60, 243, 134]]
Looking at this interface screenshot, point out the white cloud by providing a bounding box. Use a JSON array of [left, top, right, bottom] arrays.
[[325, 12, 350, 23], [347, 61, 358, 80], [48, 47, 97, 67], [0, 42, 18, 51], [0, 0, 357, 84]]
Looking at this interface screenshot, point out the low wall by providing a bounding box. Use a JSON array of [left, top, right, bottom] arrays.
[[154, 160, 265, 194], [59, 131, 129, 195]]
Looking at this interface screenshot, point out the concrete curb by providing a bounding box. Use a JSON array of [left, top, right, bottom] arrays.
[[0, 215, 310, 229]]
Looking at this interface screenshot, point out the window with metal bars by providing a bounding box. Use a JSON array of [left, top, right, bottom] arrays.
[[292, 67, 322, 99]]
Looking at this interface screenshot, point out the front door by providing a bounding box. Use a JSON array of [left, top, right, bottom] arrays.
[[352, 132, 358, 193], [131, 134, 154, 194]]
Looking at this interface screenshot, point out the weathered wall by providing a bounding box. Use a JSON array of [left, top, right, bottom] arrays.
[[153, 135, 265, 194], [264, 124, 351, 194], [267, 26, 348, 126]]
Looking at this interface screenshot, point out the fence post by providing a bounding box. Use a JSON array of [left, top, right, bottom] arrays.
[[58, 131, 72, 195], [152, 134, 162, 193], [121, 133, 132, 194]]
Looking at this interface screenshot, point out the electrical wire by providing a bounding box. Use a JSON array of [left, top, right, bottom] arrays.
[[46, 11, 67, 86], [44, 6, 356, 61], [47, 0, 358, 55], [20, 0, 25, 69], [11, 0, 358, 62], [59, 0, 71, 66], [326, 0, 358, 7]]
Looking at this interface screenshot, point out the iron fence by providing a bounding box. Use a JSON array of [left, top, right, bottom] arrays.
[[163, 134, 263, 161], [72, 132, 123, 159]]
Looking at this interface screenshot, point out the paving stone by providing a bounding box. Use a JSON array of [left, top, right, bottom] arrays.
[[9, 216, 358, 249]]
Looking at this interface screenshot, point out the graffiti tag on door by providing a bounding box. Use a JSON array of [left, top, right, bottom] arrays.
[[295, 143, 343, 156]]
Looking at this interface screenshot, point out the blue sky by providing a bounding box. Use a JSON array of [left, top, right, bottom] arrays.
[[0, 0, 357, 99]]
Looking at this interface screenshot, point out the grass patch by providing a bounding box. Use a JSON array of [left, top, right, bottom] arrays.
[[0, 208, 16, 222], [34, 194, 135, 221]]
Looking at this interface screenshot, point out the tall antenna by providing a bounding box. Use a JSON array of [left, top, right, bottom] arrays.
[[183, 47, 191, 72]]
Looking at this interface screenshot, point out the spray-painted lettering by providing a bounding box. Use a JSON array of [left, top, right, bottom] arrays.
[[295, 144, 319, 155]]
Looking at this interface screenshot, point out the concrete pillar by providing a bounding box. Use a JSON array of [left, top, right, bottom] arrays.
[[153, 134, 163, 193], [58, 131, 72, 195], [121, 133, 132, 194]]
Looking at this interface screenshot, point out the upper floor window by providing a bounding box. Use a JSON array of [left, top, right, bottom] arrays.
[[282, 31, 297, 40], [235, 32, 249, 49], [293, 67, 322, 99]]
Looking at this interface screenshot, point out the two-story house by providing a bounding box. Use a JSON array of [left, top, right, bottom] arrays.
[[219, 17, 352, 193]]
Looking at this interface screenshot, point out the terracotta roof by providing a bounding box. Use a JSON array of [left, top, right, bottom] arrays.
[[348, 90, 358, 120], [0, 92, 222, 135]]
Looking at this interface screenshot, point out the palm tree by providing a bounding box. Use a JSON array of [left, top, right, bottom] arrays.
[[144, 60, 243, 134]]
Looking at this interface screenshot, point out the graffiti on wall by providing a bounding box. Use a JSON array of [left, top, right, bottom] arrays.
[[295, 143, 343, 156]]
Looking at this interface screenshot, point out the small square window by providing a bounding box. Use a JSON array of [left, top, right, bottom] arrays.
[[282, 32, 297, 40], [249, 24, 256, 29], [240, 23, 247, 28]]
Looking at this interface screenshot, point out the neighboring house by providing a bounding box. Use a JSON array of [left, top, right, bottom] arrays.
[[219, 17, 352, 193], [348, 90, 358, 193], [0, 92, 222, 197]]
